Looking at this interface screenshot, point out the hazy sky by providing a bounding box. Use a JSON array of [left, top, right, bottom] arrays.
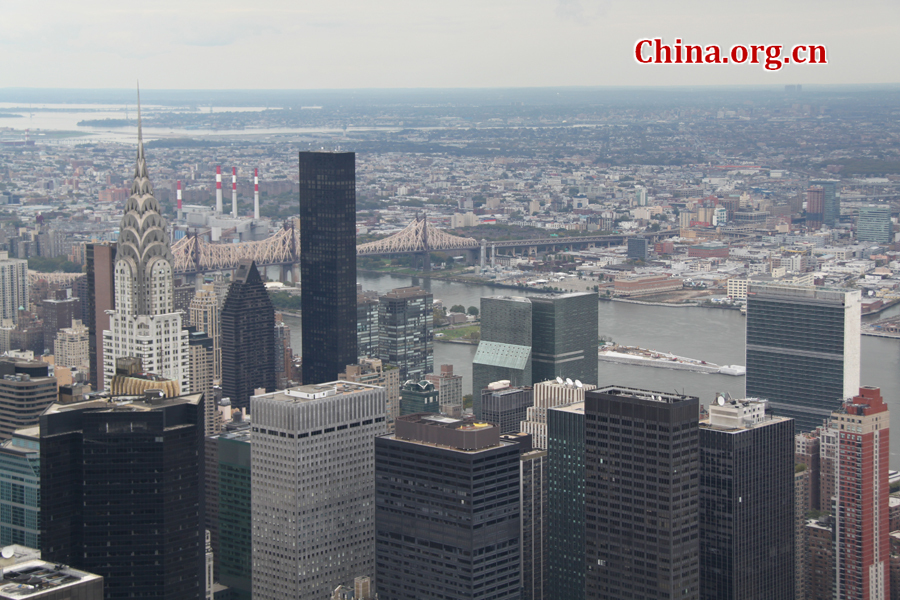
[[2, 0, 898, 89]]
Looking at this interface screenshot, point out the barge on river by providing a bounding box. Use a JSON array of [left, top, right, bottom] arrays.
[[598, 345, 745, 376]]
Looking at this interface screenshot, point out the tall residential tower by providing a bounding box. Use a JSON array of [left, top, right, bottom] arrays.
[[299, 152, 357, 385]]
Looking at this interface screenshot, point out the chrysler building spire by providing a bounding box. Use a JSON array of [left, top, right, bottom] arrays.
[[102, 85, 190, 392], [116, 85, 175, 317]]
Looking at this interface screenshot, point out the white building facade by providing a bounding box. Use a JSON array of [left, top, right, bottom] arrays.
[[521, 378, 596, 449], [251, 381, 387, 600], [55, 319, 89, 370], [102, 120, 189, 391], [0, 252, 28, 325]]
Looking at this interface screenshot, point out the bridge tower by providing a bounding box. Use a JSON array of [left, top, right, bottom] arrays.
[[414, 212, 431, 272]]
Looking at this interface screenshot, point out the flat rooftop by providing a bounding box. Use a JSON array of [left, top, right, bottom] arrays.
[[0, 560, 101, 599], [593, 386, 698, 405], [43, 393, 202, 416], [254, 381, 381, 404], [551, 401, 585, 414]]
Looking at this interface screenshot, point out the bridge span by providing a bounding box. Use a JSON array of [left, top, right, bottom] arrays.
[[169, 215, 678, 277]]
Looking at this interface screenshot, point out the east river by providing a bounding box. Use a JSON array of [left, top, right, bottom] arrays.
[[281, 273, 900, 468]]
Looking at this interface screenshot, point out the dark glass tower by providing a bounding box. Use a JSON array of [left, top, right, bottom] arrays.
[[299, 151, 357, 385], [745, 285, 860, 432], [375, 414, 521, 600], [811, 179, 839, 227], [584, 386, 700, 600], [216, 429, 252, 600], [221, 260, 276, 411], [39, 394, 205, 600], [699, 400, 795, 600], [547, 401, 585, 600], [531, 292, 598, 386], [377, 286, 433, 380], [472, 296, 532, 405]]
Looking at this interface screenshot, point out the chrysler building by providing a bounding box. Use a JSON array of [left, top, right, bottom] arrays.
[[103, 97, 189, 391]]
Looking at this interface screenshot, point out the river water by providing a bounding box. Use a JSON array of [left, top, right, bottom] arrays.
[[281, 273, 900, 468]]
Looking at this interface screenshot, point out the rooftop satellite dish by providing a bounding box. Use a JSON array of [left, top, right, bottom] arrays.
[[575, 380, 583, 388], [556, 376, 564, 385], [1, 547, 14, 559], [717, 395, 726, 406], [565, 378, 574, 387]]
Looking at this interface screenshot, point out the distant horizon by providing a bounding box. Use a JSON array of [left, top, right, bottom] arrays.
[[3, 82, 900, 92]]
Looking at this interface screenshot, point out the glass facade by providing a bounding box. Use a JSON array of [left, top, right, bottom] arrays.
[[220, 260, 276, 411], [857, 205, 892, 244], [40, 396, 205, 600], [547, 402, 585, 600], [699, 414, 795, 600], [218, 433, 251, 600], [398, 380, 440, 416], [584, 387, 700, 600], [375, 432, 521, 600], [531, 293, 598, 387], [745, 286, 859, 432], [521, 449, 547, 600], [377, 286, 433, 380], [0, 431, 40, 548], [482, 386, 534, 434], [357, 295, 379, 359], [811, 180, 839, 227], [299, 151, 358, 386]]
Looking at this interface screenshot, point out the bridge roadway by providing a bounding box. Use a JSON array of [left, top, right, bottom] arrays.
[[171, 222, 679, 276], [486, 229, 679, 249]]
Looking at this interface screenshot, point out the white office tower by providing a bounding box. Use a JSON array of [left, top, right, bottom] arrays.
[[251, 381, 387, 600], [102, 107, 190, 392], [521, 378, 596, 449], [0, 251, 28, 325]]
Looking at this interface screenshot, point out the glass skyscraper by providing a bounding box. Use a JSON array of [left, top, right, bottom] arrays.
[[811, 179, 839, 227], [299, 151, 358, 385], [375, 414, 521, 600], [531, 292, 598, 386], [584, 387, 700, 600], [472, 292, 598, 402], [377, 286, 433, 380], [699, 400, 795, 600], [472, 296, 533, 406], [857, 205, 892, 244], [547, 401, 585, 600], [40, 394, 206, 600], [745, 285, 861, 432], [220, 260, 276, 411], [0, 427, 40, 548]]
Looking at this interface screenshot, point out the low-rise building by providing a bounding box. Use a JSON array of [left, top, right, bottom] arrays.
[[614, 274, 682, 297]]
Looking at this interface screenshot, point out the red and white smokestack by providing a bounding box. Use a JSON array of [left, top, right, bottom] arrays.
[[254, 168, 260, 219], [215, 166, 223, 213], [176, 180, 182, 210], [231, 167, 238, 217]]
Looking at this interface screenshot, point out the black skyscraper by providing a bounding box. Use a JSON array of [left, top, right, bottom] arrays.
[[585, 386, 700, 600], [40, 393, 205, 600], [375, 414, 521, 600], [299, 151, 357, 385], [221, 260, 276, 410], [699, 400, 795, 600]]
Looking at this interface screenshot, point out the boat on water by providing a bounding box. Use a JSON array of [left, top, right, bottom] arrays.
[[598, 344, 746, 376]]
